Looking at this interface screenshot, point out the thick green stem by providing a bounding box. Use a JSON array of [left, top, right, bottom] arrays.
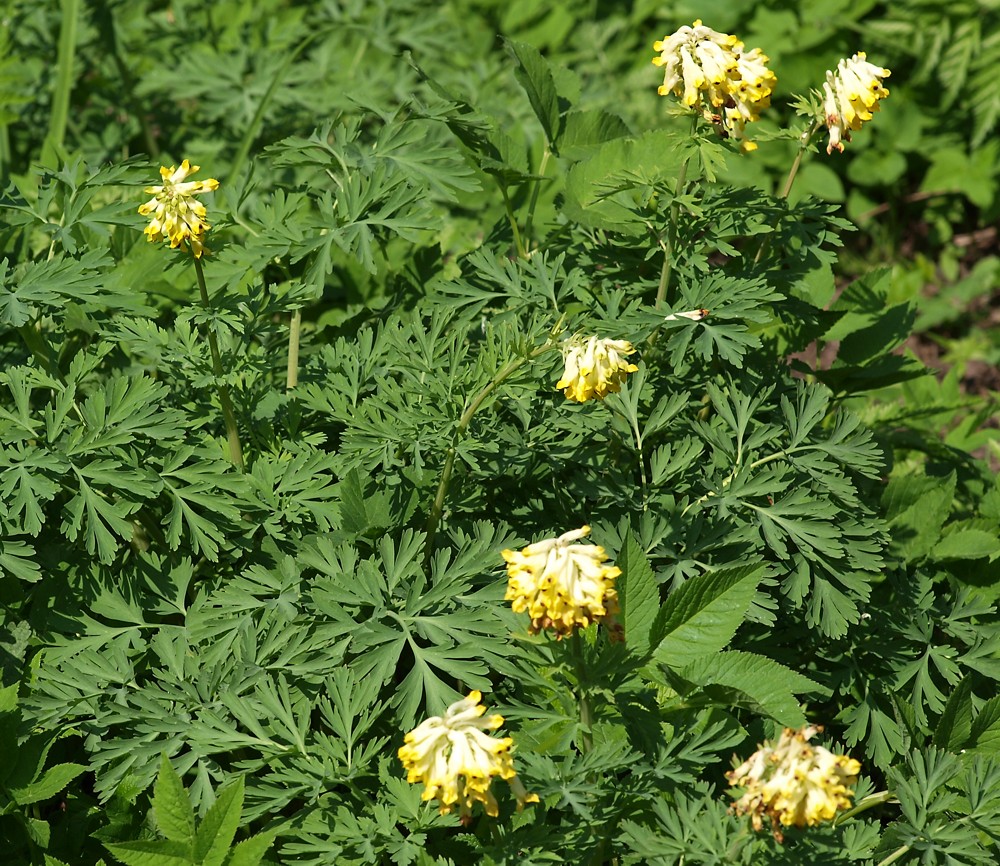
[[570, 630, 593, 753], [523, 148, 551, 246], [500, 185, 528, 260], [875, 846, 911, 866], [654, 155, 689, 307], [286, 308, 302, 389], [833, 790, 894, 826], [46, 0, 80, 157], [423, 340, 557, 565], [193, 256, 245, 471]]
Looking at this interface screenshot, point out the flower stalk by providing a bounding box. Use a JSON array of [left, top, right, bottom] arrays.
[[193, 256, 246, 472], [286, 308, 302, 390], [424, 340, 558, 565]]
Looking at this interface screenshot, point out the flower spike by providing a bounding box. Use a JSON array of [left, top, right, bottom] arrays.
[[398, 691, 538, 821], [138, 159, 219, 258], [823, 53, 891, 154], [503, 526, 622, 639], [727, 725, 862, 841]]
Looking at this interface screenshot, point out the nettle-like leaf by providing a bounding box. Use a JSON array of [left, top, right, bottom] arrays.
[[106, 756, 274, 866]]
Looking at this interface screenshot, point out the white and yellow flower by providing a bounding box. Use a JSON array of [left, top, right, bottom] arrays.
[[398, 691, 538, 820], [556, 335, 638, 403], [653, 21, 776, 151], [727, 725, 862, 838], [138, 159, 219, 258], [502, 526, 621, 638], [823, 53, 891, 154]]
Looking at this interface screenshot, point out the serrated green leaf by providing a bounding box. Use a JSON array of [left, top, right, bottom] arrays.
[[153, 755, 196, 846], [226, 831, 276, 866], [969, 697, 1000, 754], [650, 564, 764, 669], [883, 471, 955, 563], [617, 531, 658, 656], [558, 109, 630, 160], [9, 761, 85, 805], [934, 528, 1000, 561], [104, 840, 192, 866], [680, 651, 820, 727], [505, 39, 561, 145], [934, 677, 973, 751], [194, 775, 244, 866]]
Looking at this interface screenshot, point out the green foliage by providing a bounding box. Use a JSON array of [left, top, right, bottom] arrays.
[[0, 1, 996, 864], [105, 756, 274, 866]]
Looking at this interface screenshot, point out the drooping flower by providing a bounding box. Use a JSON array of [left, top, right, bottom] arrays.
[[823, 53, 891, 154], [398, 691, 538, 820], [556, 335, 638, 403], [652, 21, 776, 151], [727, 725, 862, 840], [138, 159, 219, 257], [502, 526, 622, 638]]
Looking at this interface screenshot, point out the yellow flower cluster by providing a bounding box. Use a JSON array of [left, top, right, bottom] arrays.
[[398, 691, 538, 820], [502, 526, 622, 639], [652, 20, 776, 151], [727, 725, 862, 839], [556, 335, 638, 403], [138, 159, 219, 258], [823, 53, 891, 154]]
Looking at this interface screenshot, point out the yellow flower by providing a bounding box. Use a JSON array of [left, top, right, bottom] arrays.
[[398, 691, 538, 820], [823, 53, 891, 154], [502, 526, 622, 638], [556, 335, 638, 403], [652, 21, 776, 151], [727, 725, 862, 840], [138, 159, 219, 258]]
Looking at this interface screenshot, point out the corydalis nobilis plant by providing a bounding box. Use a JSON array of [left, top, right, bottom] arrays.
[[652, 19, 776, 150], [502, 526, 622, 639], [138, 159, 219, 258], [398, 691, 538, 821], [556, 336, 638, 403], [727, 725, 862, 841], [823, 52, 891, 154]]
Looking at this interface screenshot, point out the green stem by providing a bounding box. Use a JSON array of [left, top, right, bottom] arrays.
[[625, 409, 648, 512], [779, 121, 821, 200], [875, 845, 911, 866], [655, 116, 698, 307], [229, 27, 327, 183], [286, 308, 302, 389], [92, 0, 158, 159], [754, 120, 821, 265], [47, 0, 80, 155], [832, 790, 894, 826], [423, 339, 558, 565], [523, 148, 551, 247], [500, 184, 528, 260], [570, 630, 593, 753], [193, 256, 246, 471]]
